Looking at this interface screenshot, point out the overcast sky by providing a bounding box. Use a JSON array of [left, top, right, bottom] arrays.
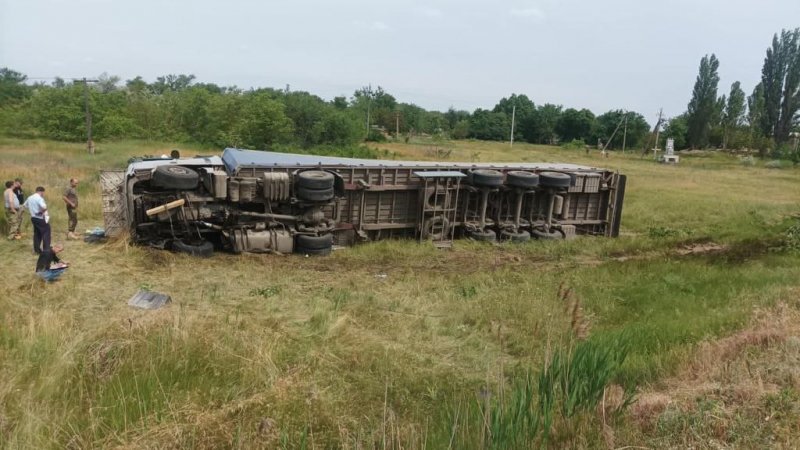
[[2, 0, 798, 120]]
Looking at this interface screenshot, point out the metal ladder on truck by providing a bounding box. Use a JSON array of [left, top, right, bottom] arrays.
[[414, 171, 465, 248]]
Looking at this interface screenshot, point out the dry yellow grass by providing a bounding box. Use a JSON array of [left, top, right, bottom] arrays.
[[1, 137, 800, 448]]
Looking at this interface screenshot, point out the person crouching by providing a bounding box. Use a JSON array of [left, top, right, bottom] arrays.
[[36, 243, 69, 282]]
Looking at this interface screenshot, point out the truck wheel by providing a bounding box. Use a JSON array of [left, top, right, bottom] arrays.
[[470, 169, 504, 187], [172, 239, 214, 257], [532, 229, 565, 240], [506, 171, 539, 189], [296, 234, 333, 250], [297, 170, 334, 190], [538, 172, 571, 189], [152, 165, 199, 190], [500, 230, 531, 242], [295, 186, 334, 202], [469, 229, 497, 242]]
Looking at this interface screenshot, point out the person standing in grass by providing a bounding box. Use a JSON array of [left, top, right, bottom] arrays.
[[4, 180, 22, 240], [23, 186, 50, 254], [63, 178, 79, 239]]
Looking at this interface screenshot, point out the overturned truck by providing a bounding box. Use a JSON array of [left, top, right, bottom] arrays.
[[101, 148, 626, 256]]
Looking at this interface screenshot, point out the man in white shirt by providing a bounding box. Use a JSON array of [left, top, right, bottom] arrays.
[[23, 186, 50, 254]]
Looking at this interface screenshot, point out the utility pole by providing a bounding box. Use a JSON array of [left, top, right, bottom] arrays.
[[621, 113, 629, 154], [509, 104, 516, 147], [395, 111, 400, 139], [365, 83, 372, 137], [77, 78, 99, 154], [653, 108, 663, 159]]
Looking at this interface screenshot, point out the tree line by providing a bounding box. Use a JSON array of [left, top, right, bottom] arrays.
[[1, 28, 795, 156], [0, 70, 653, 152], [670, 28, 800, 159]]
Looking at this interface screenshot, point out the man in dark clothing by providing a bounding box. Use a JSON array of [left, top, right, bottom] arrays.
[[36, 244, 68, 282], [13, 178, 26, 235], [13, 178, 24, 204], [63, 178, 79, 239]]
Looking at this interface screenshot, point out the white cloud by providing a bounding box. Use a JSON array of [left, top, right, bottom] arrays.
[[510, 7, 545, 21]]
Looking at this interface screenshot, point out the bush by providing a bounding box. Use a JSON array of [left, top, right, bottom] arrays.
[[740, 155, 755, 166], [765, 160, 786, 169], [365, 129, 387, 142], [561, 139, 586, 150]]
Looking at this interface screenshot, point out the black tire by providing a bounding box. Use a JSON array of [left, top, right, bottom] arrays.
[[506, 171, 539, 189], [295, 186, 334, 202], [295, 246, 332, 256], [296, 234, 333, 250], [297, 170, 334, 190], [500, 230, 531, 242], [470, 169, 504, 187], [152, 165, 199, 190], [172, 239, 214, 257], [532, 229, 565, 240], [539, 172, 572, 189], [469, 229, 497, 242], [421, 216, 450, 240]]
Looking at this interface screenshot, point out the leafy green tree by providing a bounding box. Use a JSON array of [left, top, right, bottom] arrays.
[[593, 110, 650, 149], [530, 104, 562, 144], [27, 83, 86, 140], [555, 108, 595, 143], [686, 54, 720, 148], [233, 92, 293, 148], [759, 28, 800, 143], [721, 81, 746, 149], [0, 68, 30, 104], [663, 114, 689, 150], [468, 108, 509, 141], [493, 94, 535, 142], [151, 74, 196, 94]]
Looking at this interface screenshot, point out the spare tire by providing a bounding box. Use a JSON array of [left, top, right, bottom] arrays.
[[297, 170, 334, 190], [152, 165, 199, 190], [506, 171, 539, 188], [296, 234, 333, 250], [295, 186, 334, 202], [172, 239, 213, 257], [539, 172, 571, 189], [470, 169, 504, 187], [421, 216, 450, 240]]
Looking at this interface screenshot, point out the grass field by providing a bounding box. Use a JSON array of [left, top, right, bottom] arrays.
[[1, 137, 800, 448]]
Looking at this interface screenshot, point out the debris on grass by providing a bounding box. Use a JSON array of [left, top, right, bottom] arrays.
[[128, 290, 171, 309]]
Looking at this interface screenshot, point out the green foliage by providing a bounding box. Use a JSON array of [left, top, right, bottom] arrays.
[[664, 114, 689, 150], [561, 139, 586, 150], [594, 110, 650, 149], [249, 285, 282, 298], [760, 29, 800, 143], [439, 337, 631, 449], [0, 67, 30, 105], [365, 129, 387, 142], [468, 108, 509, 141], [722, 81, 747, 149], [686, 54, 721, 148], [555, 108, 595, 143]]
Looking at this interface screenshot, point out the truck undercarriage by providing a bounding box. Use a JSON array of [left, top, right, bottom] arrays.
[[101, 148, 626, 256]]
